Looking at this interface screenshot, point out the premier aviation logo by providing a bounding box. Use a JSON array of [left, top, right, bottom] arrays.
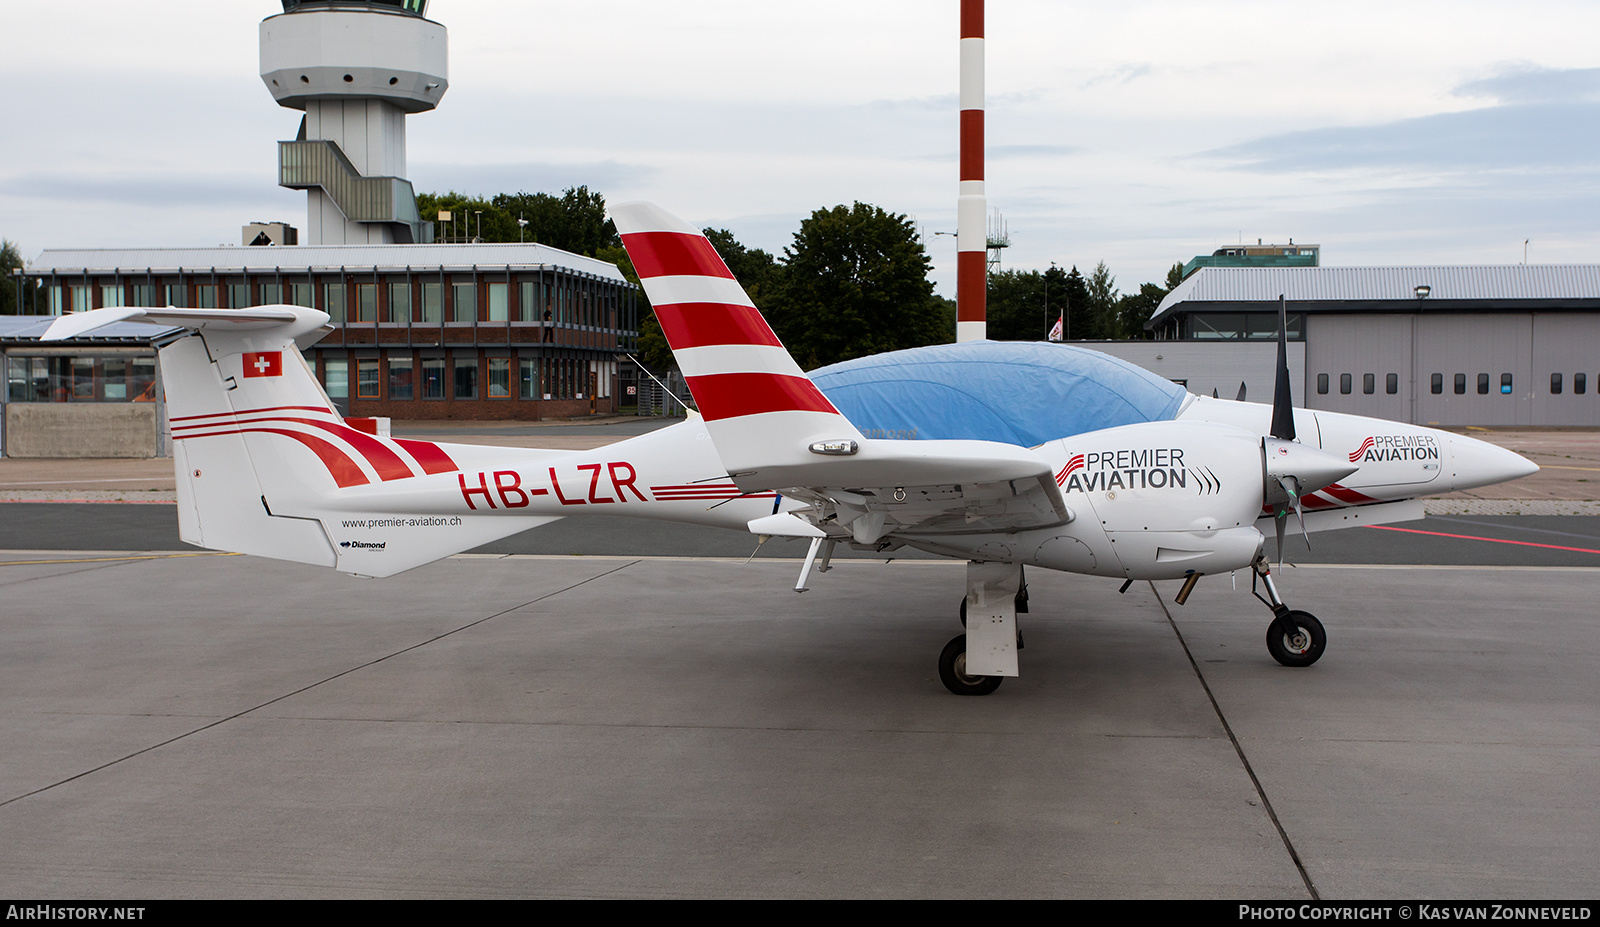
[[1349, 434, 1440, 463], [1056, 448, 1216, 494]]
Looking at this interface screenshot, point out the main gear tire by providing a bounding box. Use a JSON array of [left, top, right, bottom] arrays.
[[939, 634, 1003, 695]]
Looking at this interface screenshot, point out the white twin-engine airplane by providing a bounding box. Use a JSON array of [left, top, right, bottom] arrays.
[[43, 202, 1537, 695]]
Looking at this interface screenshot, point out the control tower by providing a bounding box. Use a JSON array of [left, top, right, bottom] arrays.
[[259, 0, 447, 244]]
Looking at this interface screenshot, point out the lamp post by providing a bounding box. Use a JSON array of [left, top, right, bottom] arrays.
[[473, 210, 482, 243]]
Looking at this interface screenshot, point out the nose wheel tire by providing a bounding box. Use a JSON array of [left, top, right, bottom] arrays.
[[1266, 610, 1326, 667], [939, 634, 1003, 696]]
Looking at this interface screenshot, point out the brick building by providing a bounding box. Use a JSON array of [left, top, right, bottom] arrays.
[[19, 242, 639, 421]]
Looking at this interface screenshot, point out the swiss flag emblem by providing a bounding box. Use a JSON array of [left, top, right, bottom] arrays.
[[243, 352, 283, 378]]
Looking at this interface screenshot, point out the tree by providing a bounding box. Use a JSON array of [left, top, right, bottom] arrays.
[[986, 268, 1049, 341], [491, 186, 617, 256], [1062, 266, 1091, 340], [765, 203, 948, 369], [416, 186, 619, 257], [2, 239, 36, 315], [1085, 261, 1120, 339], [1111, 283, 1166, 341]]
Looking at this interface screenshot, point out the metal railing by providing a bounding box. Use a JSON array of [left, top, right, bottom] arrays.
[[278, 139, 431, 242]]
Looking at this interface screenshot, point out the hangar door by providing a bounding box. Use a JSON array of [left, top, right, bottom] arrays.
[[1531, 314, 1600, 426], [1305, 315, 1412, 424], [1412, 314, 1532, 427]]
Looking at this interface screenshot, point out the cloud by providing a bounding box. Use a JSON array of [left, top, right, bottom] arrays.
[[1080, 64, 1152, 90], [991, 144, 1082, 160], [1454, 65, 1600, 105], [407, 161, 661, 198], [1200, 101, 1600, 172], [0, 172, 268, 208]]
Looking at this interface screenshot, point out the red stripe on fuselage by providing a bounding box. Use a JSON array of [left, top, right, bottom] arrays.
[[622, 231, 735, 280], [174, 426, 368, 488], [174, 414, 416, 482], [393, 439, 459, 475], [1321, 483, 1381, 505], [170, 405, 335, 424], [653, 302, 783, 350], [292, 420, 415, 481], [685, 372, 840, 421]]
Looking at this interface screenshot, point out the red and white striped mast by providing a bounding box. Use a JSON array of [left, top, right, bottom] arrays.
[[956, 0, 986, 342]]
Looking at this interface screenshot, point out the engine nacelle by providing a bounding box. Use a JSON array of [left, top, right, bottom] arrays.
[[1043, 420, 1275, 580]]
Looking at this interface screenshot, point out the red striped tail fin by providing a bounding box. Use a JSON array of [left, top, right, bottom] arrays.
[[612, 202, 863, 488]]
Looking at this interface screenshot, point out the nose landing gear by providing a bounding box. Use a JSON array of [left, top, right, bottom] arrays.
[[1251, 556, 1326, 667]]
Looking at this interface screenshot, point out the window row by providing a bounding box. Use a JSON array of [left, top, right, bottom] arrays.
[[44, 276, 631, 330], [6, 355, 157, 403], [1186, 312, 1307, 341], [321, 353, 612, 402], [1319, 371, 1598, 397], [1317, 373, 1400, 395], [1429, 373, 1515, 396]]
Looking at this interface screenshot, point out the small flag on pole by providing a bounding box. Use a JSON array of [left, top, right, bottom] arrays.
[[1048, 312, 1064, 342]]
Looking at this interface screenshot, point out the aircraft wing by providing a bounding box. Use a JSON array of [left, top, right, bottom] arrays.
[[610, 201, 1071, 545], [780, 465, 1071, 544]]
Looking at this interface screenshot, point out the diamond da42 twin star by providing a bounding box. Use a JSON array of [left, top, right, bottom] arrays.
[[43, 202, 1538, 694]]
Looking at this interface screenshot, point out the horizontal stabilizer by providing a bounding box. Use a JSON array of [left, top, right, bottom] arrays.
[[42, 305, 326, 343]]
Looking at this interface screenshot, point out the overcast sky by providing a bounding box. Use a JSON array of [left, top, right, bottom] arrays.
[[4, 1, 1598, 296]]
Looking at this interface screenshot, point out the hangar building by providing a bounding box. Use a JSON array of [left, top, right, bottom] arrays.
[[1128, 264, 1600, 427]]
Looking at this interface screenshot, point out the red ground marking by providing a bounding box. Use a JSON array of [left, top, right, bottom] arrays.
[[1366, 524, 1600, 555]]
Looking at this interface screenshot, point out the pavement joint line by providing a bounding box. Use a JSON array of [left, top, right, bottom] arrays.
[[1148, 579, 1321, 901], [0, 478, 172, 486], [0, 552, 238, 567], [5, 550, 1600, 571], [0, 558, 643, 813]]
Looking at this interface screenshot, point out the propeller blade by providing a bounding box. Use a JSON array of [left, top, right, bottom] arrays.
[[1274, 502, 1288, 566], [1276, 473, 1312, 554], [1270, 294, 1296, 441], [1236, 381, 1247, 402], [1273, 475, 1302, 565]]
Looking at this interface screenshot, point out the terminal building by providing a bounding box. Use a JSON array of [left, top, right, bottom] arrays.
[[14, 242, 637, 423]]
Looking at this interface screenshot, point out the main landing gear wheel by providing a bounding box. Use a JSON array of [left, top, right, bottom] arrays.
[[1266, 610, 1326, 667], [939, 634, 1003, 696]]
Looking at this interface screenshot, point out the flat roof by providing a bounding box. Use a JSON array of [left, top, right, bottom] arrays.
[[1149, 264, 1600, 329], [0, 316, 180, 345], [26, 242, 630, 284]]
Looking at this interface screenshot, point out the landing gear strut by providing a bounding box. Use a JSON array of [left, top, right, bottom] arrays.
[[939, 562, 1023, 695], [1250, 556, 1326, 667]]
